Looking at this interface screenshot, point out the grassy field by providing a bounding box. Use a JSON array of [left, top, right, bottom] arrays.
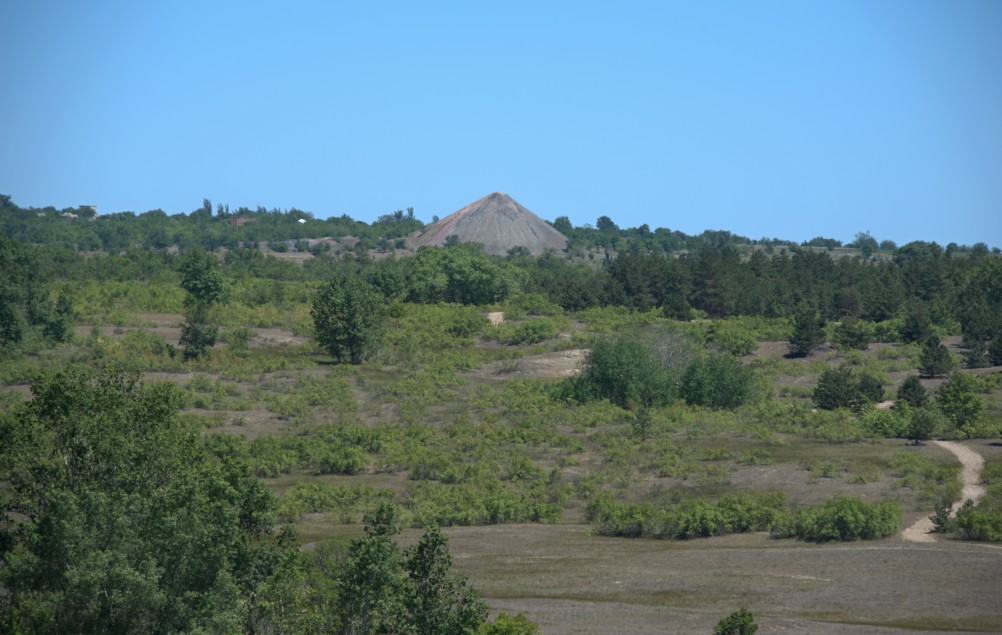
[[4, 294, 1002, 633]]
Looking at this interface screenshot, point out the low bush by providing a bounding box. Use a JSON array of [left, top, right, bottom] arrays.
[[773, 496, 901, 542], [587, 492, 787, 539]]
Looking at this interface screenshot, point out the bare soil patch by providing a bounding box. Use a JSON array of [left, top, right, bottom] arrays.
[[472, 349, 586, 380]]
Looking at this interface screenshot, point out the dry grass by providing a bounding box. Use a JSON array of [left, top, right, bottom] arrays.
[[444, 524, 1002, 634]]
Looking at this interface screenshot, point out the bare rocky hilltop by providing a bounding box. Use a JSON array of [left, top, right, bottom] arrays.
[[408, 192, 568, 256]]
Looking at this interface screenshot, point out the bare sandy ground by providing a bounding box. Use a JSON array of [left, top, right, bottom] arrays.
[[902, 440, 986, 542]]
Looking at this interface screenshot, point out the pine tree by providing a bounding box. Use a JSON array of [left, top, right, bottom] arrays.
[[789, 303, 824, 357], [919, 335, 953, 378]]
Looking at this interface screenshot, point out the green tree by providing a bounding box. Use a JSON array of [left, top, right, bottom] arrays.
[[405, 246, 522, 305], [789, 303, 824, 357], [570, 337, 676, 409], [900, 299, 933, 343], [962, 340, 988, 369], [919, 335, 953, 378], [907, 408, 937, 445], [681, 352, 756, 409], [311, 274, 384, 364], [329, 505, 490, 635], [856, 373, 884, 405], [403, 526, 488, 635], [833, 316, 870, 351], [851, 231, 878, 259], [937, 372, 983, 436], [178, 249, 226, 360], [957, 258, 1002, 346], [0, 237, 72, 350], [896, 375, 927, 408], [989, 336, 1002, 366], [0, 367, 278, 634], [812, 366, 858, 410], [713, 608, 758, 635]]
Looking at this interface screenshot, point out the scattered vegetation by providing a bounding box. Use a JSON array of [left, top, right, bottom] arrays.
[[2, 196, 1001, 632]]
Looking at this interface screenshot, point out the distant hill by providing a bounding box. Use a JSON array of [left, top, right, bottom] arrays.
[[408, 192, 568, 256]]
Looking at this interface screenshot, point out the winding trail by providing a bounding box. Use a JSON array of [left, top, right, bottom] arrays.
[[902, 440, 986, 542]]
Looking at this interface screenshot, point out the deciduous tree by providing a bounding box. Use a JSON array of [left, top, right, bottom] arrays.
[[311, 274, 384, 364], [178, 249, 226, 360]]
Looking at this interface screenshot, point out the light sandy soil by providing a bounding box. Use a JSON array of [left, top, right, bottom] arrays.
[[472, 349, 587, 380], [902, 440, 986, 542], [487, 311, 505, 326]]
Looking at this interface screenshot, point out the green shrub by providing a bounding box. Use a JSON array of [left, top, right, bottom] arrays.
[[507, 293, 563, 317], [774, 496, 901, 542], [588, 493, 787, 539], [713, 608, 758, 635], [954, 500, 1002, 541], [861, 407, 908, 438], [493, 318, 561, 345], [447, 308, 490, 338], [565, 336, 677, 409], [680, 352, 756, 409]]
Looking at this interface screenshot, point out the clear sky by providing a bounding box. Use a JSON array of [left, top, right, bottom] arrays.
[[2, 1, 1000, 246]]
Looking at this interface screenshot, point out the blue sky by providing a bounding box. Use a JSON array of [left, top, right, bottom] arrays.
[[2, 1, 1000, 246]]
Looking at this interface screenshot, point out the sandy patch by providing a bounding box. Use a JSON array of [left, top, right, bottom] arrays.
[[902, 440, 985, 542]]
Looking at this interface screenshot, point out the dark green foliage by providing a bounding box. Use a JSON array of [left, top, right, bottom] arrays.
[[900, 300, 933, 343], [713, 608, 758, 635], [957, 258, 1002, 346], [907, 408, 937, 445], [0, 367, 278, 634], [681, 352, 756, 409], [405, 246, 522, 305], [812, 366, 856, 410], [930, 498, 954, 533], [855, 373, 884, 404], [989, 337, 1002, 366], [179, 320, 219, 361], [570, 337, 676, 409], [812, 367, 884, 412], [955, 499, 1002, 542], [311, 275, 385, 364], [403, 526, 489, 634], [896, 376, 927, 408], [322, 505, 490, 634], [776, 496, 901, 542], [588, 493, 787, 539], [833, 316, 870, 351], [789, 303, 823, 357], [179, 250, 226, 304], [851, 231, 878, 259], [178, 250, 226, 360], [919, 335, 953, 378], [0, 237, 73, 351], [962, 339, 988, 368]]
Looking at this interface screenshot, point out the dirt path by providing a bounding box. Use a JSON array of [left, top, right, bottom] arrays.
[[902, 440, 985, 542]]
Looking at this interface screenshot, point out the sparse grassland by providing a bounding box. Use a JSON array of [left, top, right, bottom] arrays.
[[4, 279, 1001, 634]]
